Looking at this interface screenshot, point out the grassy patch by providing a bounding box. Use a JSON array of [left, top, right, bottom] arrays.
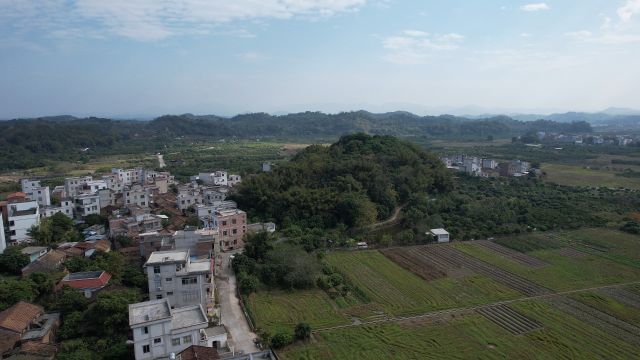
[[325, 251, 519, 316], [281, 299, 640, 359], [248, 289, 350, 334], [565, 228, 640, 268], [569, 292, 640, 327], [494, 233, 565, 253], [454, 241, 640, 291]]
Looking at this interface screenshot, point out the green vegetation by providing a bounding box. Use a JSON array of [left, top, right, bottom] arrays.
[[282, 299, 639, 359], [248, 290, 349, 334], [570, 291, 640, 326], [324, 251, 519, 316], [454, 237, 640, 291], [542, 163, 640, 190], [494, 234, 564, 253], [235, 133, 452, 229]]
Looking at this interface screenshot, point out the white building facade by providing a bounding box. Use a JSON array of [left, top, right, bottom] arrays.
[[7, 200, 40, 243]]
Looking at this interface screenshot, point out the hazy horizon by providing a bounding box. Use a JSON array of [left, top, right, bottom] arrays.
[[1, 1, 640, 118]]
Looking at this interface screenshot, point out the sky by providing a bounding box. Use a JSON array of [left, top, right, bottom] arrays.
[[1, 0, 640, 118]]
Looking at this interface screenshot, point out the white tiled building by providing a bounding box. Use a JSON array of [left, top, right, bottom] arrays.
[[129, 299, 209, 360], [7, 200, 40, 243], [21, 179, 51, 207], [125, 185, 151, 208], [74, 194, 101, 218], [145, 250, 215, 314]]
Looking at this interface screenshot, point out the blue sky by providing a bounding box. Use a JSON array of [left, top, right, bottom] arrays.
[[1, 0, 640, 118]]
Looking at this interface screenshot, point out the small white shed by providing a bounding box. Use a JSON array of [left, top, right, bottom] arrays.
[[429, 228, 450, 243]]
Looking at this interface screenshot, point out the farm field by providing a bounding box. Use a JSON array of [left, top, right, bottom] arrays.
[[247, 289, 350, 334], [557, 228, 640, 269], [541, 163, 640, 190], [325, 251, 520, 316], [280, 299, 640, 360], [453, 240, 640, 291]]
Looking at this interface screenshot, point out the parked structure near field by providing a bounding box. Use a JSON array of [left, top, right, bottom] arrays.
[[429, 228, 450, 243]]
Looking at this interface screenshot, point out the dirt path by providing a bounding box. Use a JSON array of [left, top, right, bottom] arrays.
[[313, 280, 640, 333], [368, 206, 403, 229], [156, 153, 166, 168]]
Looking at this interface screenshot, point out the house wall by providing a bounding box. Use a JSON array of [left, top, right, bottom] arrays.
[[133, 321, 202, 360], [216, 211, 247, 251], [0, 216, 6, 254], [146, 262, 209, 309], [8, 201, 40, 242]]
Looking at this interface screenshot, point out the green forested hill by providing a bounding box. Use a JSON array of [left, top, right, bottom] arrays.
[[233, 133, 452, 229]]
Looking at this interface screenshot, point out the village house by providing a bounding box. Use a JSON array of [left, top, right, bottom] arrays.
[[214, 209, 247, 251], [139, 232, 174, 259], [0, 302, 60, 358], [58, 271, 112, 298], [429, 228, 450, 243], [21, 250, 66, 278], [128, 299, 212, 360], [7, 200, 40, 243], [173, 228, 217, 257], [0, 216, 5, 254], [144, 249, 215, 314], [74, 194, 100, 218], [21, 179, 51, 208], [41, 199, 74, 219], [125, 185, 151, 208], [63, 176, 93, 198], [20, 246, 48, 263]]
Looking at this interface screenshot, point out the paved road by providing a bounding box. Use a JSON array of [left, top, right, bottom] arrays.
[[216, 252, 259, 355], [314, 280, 640, 333]]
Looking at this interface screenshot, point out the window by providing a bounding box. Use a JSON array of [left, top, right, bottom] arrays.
[[165, 278, 172, 282], [233, 240, 237, 245], [153, 338, 162, 345], [223, 230, 228, 236], [232, 229, 237, 235], [142, 345, 150, 353], [143, 326, 149, 334], [141, 202, 146, 206], [153, 266, 160, 274], [183, 335, 192, 344], [167, 291, 173, 296], [222, 221, 227, 226], [156, 295, 163, 299], [172, 338, 180, 346], [182, 277, 197, 285]]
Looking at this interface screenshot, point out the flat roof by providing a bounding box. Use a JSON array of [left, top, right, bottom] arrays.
[[171, 305, 207, 330], [188, 260, 211, 274], [430, 228, 449, 235], [21, 246, 48, 255], [129, 299, 171, 326], [204, 325, 227, 337], [145, 250, 189, 265]]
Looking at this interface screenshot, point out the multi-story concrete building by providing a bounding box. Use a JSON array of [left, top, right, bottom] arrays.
[[83, 180, 108, 194], [139, 232, 174, 259], [7, 200, 40, 243], [177, 188, 203, 213], [173, 228, 217, 257], [198, 171, 227, 186], [74, 194, 101, 218], [102, 173, 124, 193], [129, 298, 209, 360], [481, 159, 498, 170], [227, 174, 241, 187], [64, 176, 93, 198], [41, 199, 74, 219], [21, 179, 51, 207], [98, 188, 116, 209], [202, 188, 226, 205], [144, 250, 214, 313], [125, 185, 151, 208], [214, 209, 247, 251]]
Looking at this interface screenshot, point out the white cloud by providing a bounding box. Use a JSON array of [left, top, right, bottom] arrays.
[[403, 30, 429, 37], [565, 29, 640, 44], [0, 0, 367, 41], [237, 51, 269, 62], [382, 31, 464, 64], [618, 0, 640, 23], [520, 3, 549, 12]]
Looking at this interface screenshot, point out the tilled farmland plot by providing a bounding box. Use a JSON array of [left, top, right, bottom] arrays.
[[474, 240, 548, 268], [476, 304, 543, 335]]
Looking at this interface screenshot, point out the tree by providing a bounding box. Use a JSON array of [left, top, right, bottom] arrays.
[[0, 247, 30, 275], [29, 271, 55, 296], [0, 278, 37, 311], [86, 289, 142, 337], [115, 235, 133, 248], [270, 331, 292, 349], [244, 231, 273, 262], [52, 285, 90, 315], [238, 273, 259, 294], [294, 322, 311, 341]]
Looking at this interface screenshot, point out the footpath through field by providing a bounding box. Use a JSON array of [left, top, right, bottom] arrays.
[[313, 280, 640, 333]]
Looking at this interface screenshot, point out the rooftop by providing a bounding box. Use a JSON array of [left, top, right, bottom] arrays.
[[63, 271, 103, 280], [145, 249, 189, 265], [129, 298, 171, 326], [177, 345, 220, 360], [171, 305, 207, 331], [188, 259, 212, 274], [430, 228, 449, 235], [21, 313, 60, 341], [0, 301, 43, 333], [20, 247, 48, 255], [204, 325, 227, 337]]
